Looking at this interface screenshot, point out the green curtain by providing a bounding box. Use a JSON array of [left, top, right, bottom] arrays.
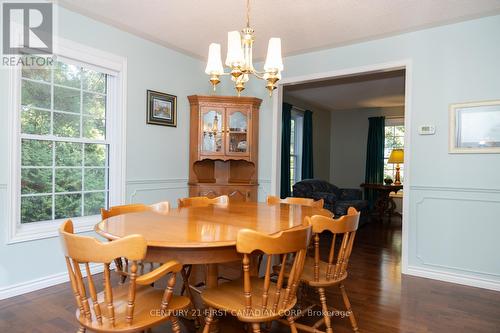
[[302, 110, 314, 180], [364, 116, 385, 207], [280, 103, 293, 198]]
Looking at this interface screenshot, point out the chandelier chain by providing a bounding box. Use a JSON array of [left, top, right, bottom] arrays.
[[246, 0, 250, 28]]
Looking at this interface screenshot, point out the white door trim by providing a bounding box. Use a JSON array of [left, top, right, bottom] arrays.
[[271, 59, 413, 275]]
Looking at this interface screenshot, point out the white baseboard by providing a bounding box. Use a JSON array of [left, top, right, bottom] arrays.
[[406, 265, 500, 292], [0, 263, 105, 300]]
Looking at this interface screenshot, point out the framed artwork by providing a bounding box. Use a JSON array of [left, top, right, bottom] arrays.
[[146, 90, 177, 127], [449, 100, 500, 153]]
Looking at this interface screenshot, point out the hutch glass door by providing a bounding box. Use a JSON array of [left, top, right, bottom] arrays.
[[226, 108, 251, 156], [200, 107, 225, 155]]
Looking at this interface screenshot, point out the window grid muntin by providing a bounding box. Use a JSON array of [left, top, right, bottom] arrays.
[[289, 112, 304, 193], [384, 123, 405, 181], [20, 60, 109, 224], [290, 118, 296, 193]]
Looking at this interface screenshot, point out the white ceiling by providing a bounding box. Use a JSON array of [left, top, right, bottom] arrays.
[[284, 70, 406, 111], [57, 0, 500, 61]]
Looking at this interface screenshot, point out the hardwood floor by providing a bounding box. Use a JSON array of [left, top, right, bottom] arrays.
[[1, 219, 499, 332]]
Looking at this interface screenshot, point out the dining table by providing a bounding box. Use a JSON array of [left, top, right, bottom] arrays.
[[94, 200, 332, 332]]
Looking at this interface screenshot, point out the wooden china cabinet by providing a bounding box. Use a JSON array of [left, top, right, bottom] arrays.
[[187, 95, 262, 202]]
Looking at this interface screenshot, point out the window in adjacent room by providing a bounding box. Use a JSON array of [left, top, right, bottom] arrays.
[[290, 109, 304, 192], [384, 118, 405, 182]]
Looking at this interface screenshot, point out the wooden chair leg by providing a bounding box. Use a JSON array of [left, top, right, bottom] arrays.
[[202, 308, 215, 333], [340, 283, 359, 332], [180, 265, 192, 295], [318, 287, 333, 333], [287, 316, 298, 333], [121, 259, 129, 284], [171, 316, 182, 333], [180, 266, 201, 328], [251, 322, 261, 333]]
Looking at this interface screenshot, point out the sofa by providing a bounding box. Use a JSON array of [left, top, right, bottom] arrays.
[[292, 179, 368, 218]]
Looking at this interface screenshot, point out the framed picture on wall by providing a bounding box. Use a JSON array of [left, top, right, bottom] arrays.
[[449, 100, 500, 153], [146, 90, 177, 127]]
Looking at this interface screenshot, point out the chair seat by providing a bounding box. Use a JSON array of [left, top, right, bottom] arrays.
[[115, 260, 158, 277], [201, 277, 297, 322], [301, 257, 347, 287], [77, 284, 190, 332], [274, 256, 347, 287]]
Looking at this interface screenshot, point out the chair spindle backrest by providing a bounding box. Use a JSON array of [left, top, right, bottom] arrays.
[[236, 225, 311, 314], [100, 202, 170, 276], [310, 207, 360, 282], [266, 195, 324, 208], [177, 195, 229, 208], [59, 220, 147, 327]]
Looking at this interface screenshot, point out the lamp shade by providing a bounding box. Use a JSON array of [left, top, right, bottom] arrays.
[[205, 43, 224, 75], [225, 31, 244, 66], [264, 37, 284, 72], [388, 149, 404, 164]]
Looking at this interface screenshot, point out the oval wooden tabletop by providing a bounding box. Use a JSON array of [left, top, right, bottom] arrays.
[[95, 201, 332, 248]]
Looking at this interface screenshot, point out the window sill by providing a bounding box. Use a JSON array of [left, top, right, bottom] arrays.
[[7, 215, 100, 244]]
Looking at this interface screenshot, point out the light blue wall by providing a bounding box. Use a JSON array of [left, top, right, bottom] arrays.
[[257, 15, 500, 287]]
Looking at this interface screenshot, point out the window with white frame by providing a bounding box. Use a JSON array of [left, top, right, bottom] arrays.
[[20, 59, 109, 223], [384, 118, 405, 181], [290, 109, 303, 192], [9, 42, 126, 243]]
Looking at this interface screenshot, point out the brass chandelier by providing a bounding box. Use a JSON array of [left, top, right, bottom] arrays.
[[204, 0, 283, 96]]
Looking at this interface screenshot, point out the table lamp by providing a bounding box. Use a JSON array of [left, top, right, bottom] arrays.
[[388, 149, 404, 185]]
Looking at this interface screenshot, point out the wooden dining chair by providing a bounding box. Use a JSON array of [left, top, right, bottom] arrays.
[[59, 220, 190, 333], [267, 195, 324, 208], [176, 194, 231, 325], [282, 207, 360, 333], [200, 224, 311, 333], [177, 195, 229, 208], [101, 202, 171, 283]]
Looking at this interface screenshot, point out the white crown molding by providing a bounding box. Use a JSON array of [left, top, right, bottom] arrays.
[[56, 1, 500, 63], [55, 0, 203, 61]]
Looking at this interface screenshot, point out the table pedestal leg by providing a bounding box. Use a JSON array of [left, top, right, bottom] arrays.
[[387, 196, 402, 222], [206, 264, 220, 333], [373, 191, 390, 222]]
